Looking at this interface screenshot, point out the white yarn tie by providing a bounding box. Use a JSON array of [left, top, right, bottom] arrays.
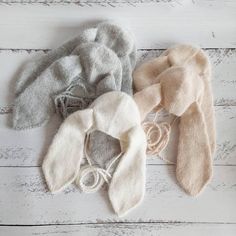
[[77, 133, 123, 193]]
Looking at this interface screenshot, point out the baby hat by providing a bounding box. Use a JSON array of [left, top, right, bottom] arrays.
[[42, 91, 147, 217], [133, 45, 216, 196], [13, 21, 136, 129]]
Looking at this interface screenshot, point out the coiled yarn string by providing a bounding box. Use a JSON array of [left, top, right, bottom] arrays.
[[54, 82, 94, 118], [142, 108, 177, 164], [77, 133, 123, 193]]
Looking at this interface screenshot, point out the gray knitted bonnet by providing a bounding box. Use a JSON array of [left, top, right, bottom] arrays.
[[13, 21, 136, 129]]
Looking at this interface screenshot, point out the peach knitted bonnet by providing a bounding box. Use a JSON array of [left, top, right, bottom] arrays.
[[133, 45, 216, 196]]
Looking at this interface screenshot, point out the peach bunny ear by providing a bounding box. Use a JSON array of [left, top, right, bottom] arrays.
[[133, 56, 170, 91], [176, 102, 212, 196], [42, 109, 93, 193], [133, 84, 162, 121], [163, 45, 216, 154], [159, 65, 213, 195], [108, 125, 147, 217]]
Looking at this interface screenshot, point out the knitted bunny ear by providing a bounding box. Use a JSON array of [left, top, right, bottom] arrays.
[[15, 28, 96, 96], [95, 22, 136, 95], [96, 22, 135, 57], [133, 56, 169, 91], [163, 45, 215, 153], [42, 109, 93, 193], [176, 102, 212, 196], [133, 84, 162, 121], [73, 42, 122, 93], [109, 125, 147, 216], [170, 47, 215, 196], [160, 46, 215, 195], [13, 56, 82, 129]]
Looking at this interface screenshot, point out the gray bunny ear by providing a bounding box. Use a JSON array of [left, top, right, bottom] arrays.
[[13, 56, 82, 129], [95, 22, 135, 57], [74, 42, 122, 91]]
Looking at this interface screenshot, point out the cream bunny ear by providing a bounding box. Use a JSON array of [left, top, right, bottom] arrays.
[[42, 109, 93, 193], [108, 125, 147, 216], [176, 102, 212, 196]]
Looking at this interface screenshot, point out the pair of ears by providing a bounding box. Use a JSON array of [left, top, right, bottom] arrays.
[[134, 62, 215, 196], [43, 103, 147, 216]]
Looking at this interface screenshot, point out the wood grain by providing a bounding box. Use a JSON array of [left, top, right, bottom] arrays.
[[0, 0, 235, 8], [0, 106, 236, 166], [1, 223, 236, 236], [0, 48, 236, 167], [1, 49, 236, 108], [0, 1, 235, 232], [0, 2, 235, 49], [0, 165, 236, 224]]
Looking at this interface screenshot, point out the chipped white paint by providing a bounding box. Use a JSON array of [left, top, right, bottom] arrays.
[[0, 2, 235, 49], [1, 223, 236, 236], [0, 165, 236, 224], [0, 106, 236, 166], [0, 0, 236, 234], [1, 49, 236, 108]]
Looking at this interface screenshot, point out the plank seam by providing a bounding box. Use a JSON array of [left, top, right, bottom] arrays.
[[0, 0, 178, 8], [1, 221, 236, 227], [0, 164, 235, 167], [1, 48, 236, 52]]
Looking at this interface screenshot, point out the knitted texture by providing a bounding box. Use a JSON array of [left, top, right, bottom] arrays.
[[42, 91, 147, 217], [13, 21, 136, 129], [133, 45, 216, 196], [13, 21, 136, 181]]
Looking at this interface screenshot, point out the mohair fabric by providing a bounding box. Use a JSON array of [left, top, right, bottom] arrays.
[[42, 91, 147, 217], [13, 21, 136, 129], [12, 21, 136, 178], [133, 45, 216, 196]]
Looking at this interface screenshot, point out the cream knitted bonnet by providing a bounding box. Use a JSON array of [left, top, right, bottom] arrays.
[[133, 45, 216, 196], [42, 91, 147, 216]]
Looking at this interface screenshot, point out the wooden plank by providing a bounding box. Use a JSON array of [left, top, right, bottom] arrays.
[[1, 223, 236, 236], [1, 0, 235, 8], [0, 165, 235, 224], [0, 106, 236, 166], [1, 49, 236, 108], [0, 2, 235, 49]]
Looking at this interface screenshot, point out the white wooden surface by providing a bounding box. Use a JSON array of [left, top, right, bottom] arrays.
[[0, 1, 236, 235]]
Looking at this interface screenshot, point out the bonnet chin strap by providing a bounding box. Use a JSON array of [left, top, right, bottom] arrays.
[[76, 132, 123, 194]]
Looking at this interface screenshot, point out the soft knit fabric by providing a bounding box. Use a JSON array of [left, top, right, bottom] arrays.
[[133, 45, 216, 196], [13, 21, 136, 129], [13, 21, 136, 181], [42, 91, 147, 216]]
